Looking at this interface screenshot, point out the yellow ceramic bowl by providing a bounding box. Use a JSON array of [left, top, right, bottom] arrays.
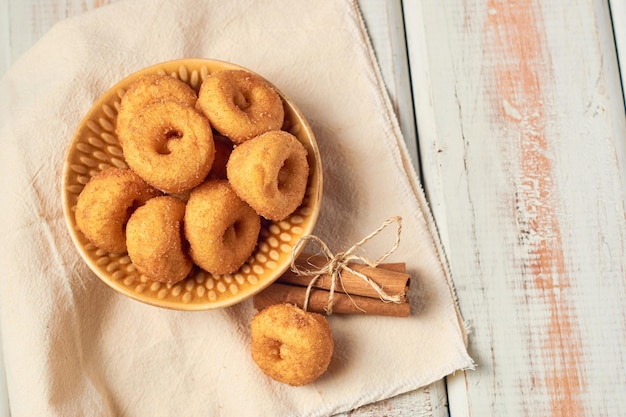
[[62, 59, 322, 311]]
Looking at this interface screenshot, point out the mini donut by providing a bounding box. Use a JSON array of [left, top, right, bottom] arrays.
[[122, 101, 215, 194], [184, 180, 261, 275], [227, 130, 309, 221], [250, 303, 334, 386], [196, 69, 284, 144], [126, 196, 192, 284], [116, 74, 197, 146], [75, 168, 161, 254]]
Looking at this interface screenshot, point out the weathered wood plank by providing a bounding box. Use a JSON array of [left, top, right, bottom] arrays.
[[608, 0, 626, 190], [346, 382, 449, 417], [358, 0, 419, 171], [405, 0, 626, 416], [0, 0, 114, 75], [610, 0, 626, 103]]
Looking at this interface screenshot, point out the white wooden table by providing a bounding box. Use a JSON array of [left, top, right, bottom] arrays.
[[2, 0, 626, 416]]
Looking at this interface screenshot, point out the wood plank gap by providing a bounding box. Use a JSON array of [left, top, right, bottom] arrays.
[[609, 0, 626, 109], [398, 0, 424, 182], [606, 0, 626, 198]]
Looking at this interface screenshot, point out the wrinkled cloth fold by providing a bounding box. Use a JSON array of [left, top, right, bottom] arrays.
[[0, 0, 474, 416]]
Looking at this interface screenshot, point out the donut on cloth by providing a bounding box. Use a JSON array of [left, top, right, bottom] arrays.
[[196, 69, 284, 144], [126, 195, 192, 284], [251, 303, 334, 386], [227, 130, 309, 221], [184, 179, 261, 275], [74, 167, 161, 254], [121, 101, 215, 194]]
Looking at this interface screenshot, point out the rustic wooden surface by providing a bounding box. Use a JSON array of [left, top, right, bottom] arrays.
[[404, 0, 626, 416], [2, 0, 626, 416]]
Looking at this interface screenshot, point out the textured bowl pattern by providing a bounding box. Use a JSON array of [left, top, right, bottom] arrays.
[[62, 59, 322, 310]]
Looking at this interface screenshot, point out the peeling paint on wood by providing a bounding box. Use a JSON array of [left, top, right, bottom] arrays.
[[484, 1, 584, 415]]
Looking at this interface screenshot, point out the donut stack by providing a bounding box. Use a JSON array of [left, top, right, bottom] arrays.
[[74, 70, 310, 284]]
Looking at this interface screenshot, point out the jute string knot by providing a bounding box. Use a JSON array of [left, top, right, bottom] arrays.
[[290, 216, 404, 314]]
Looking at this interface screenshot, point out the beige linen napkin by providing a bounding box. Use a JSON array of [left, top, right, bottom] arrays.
[[0, 0, 474, 415]]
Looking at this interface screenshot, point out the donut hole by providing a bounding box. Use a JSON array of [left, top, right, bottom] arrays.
[[123, 199, 144, 232], [166, 129, 184, 141], [266, 338, 284, 361], [125, 199, 144, 219], [223, 219, 244, 245], [277, 157, 298, 192], [233, 90, 251, 111], [156, 128, 184, 155]]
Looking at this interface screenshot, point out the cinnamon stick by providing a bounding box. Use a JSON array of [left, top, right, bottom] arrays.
[[253, 283, 411, 317], [280, 254, 410, 301], [252, 253, 411, 317]]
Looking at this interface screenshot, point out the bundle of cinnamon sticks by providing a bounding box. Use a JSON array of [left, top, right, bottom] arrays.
[[252, 253, 411, 317]]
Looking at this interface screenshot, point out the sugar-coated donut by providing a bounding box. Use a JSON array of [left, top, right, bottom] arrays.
[[122, 101, 215, 194], [126, 196, 192, 284], [227, 130, 309, 221], [75, 168, 161, 254], [250, 303, 334, 386], [117, 74, 197, 146], [196, 69, 284, 144], [184, 180, 261, 275]]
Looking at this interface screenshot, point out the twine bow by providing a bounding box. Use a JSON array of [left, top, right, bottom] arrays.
[[290, 216, 404, 314]]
